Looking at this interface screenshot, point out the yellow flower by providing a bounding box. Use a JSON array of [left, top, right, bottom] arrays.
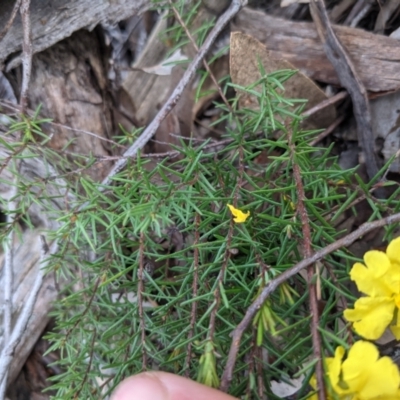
[[310, 341, 400, 400], [227, 204, 250, 223], [344, 237, 400, 340]]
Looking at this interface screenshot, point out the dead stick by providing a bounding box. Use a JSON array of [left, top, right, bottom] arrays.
[[310, 114, 345, 146], [220, 211, 400, 390], [19, 0, 32, 113], [309, 0, 379, 183], [302, 91, 347, 118]]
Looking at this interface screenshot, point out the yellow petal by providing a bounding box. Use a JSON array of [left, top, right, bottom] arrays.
[[309, 349, 345, 398], [384, 264, 400, 296], [390, 309, 400, 340], [342, 341, 400, 399], [363, 250, 391, 277], [390, 325, 400, 341], [344, 296, 395, 340], [350, 250, 400, 297], [369, 355, 400, 397], [387, 237, 400, 265], [227, 204, 250, 223], [341, 341, 377, 391], [326, 346, 347, 394]]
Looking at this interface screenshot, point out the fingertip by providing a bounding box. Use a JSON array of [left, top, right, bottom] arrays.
[[111, 372, 237, 400], [111, 372, 169, 400]]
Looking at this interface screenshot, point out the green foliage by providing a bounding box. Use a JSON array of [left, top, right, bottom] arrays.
[[2, 68, 399, 400], [38, 70, 369, 399]]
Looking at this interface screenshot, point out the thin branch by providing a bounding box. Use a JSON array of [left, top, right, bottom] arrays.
[[74, 328, 97, 398], [0, 0, 22, 42], [310, 115, 345, 146], [0, 100, 125, 149], [209, 141, 246, 344], [185, 213, 201, 376], [349, 2, 373, 28], [302, 91, 347, 119], [343, 0, 369, 26], [287, 125, 325, 400], [50, 122, 125, 149], [19, 0, 33, 113], [138, 231, 147, 369], [245, 330, 256, 400], [100, 0, 247, 188], [63, 277, 102, 342], [207, 223, 233, 340], [220, 211, 400, 391], [169, 1, 232, 112]]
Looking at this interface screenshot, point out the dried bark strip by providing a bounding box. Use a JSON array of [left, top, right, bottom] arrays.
[[0, 0, 151, 70], [232, 7, 400, 93], [0, 236, 52, 397]]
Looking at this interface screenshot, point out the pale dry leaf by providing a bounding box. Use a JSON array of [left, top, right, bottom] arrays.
[[135, 49, 188, 76], [230, 32, 336, 130], [111, 292, 156, 309], [271, 375, 304, 396]]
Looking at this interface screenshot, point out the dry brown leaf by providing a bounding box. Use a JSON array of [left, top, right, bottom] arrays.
[[230, 32, 336, 130]]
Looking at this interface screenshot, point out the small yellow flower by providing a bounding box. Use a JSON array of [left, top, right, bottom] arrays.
[[227, 204, 250, 223], [310, 341, 400, 400], [344, 237, 400, 340]]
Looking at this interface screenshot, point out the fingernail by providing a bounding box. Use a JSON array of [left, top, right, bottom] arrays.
[[111, 372, 169, 400]]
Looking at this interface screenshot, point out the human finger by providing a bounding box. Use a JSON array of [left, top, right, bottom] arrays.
[[110, 371, 238, 400]]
